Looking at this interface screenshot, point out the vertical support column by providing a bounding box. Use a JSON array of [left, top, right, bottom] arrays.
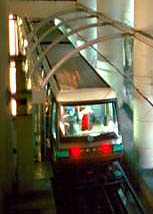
[[14, 116, 33, 192], [0, 0, 13, 212], [134, 0, 153, 168], [32, 88, 47, 162], [96, 0, 126, 107]]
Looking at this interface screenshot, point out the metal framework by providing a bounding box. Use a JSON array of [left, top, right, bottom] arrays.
[[77, 2, 153, 48], [27, 2, 153, 96], [27, 6, 82, 43], [41, 32, 128, 88], [28, 14, 97, 55], [29, 21, 110, 77]]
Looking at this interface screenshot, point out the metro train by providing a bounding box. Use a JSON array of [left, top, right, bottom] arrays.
[[23, 17, 124, 183], [47, 54, 124, 183]]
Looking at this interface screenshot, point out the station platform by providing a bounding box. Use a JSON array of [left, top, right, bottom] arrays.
[[7, 161, 56, 214]]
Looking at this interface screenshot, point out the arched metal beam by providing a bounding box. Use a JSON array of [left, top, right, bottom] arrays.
[[29, 21, 110, 77], [28, 14, 97, 56], [27, 7, 83, 43], [78, 2, 153, 48], [41, 32, 128, 88], [77, 3, 133, 34]]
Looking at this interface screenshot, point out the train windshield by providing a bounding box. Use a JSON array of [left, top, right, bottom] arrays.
[[59, 102, 119, 138]]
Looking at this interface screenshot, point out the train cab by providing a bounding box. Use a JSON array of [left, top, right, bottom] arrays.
[[48, 67, 124, 181]]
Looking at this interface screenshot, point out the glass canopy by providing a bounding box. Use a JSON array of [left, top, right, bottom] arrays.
[[24, 5, 153, 116]]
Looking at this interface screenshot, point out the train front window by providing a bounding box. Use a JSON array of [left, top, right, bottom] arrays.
[[59, 102, 119, 138]]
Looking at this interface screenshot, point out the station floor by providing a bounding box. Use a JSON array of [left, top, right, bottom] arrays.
[[7, 106, 153, 213], [7, 161, 56, 214]]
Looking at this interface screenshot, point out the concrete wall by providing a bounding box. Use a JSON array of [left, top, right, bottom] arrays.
[[97, 0, 133, 25], [134, 0, 153, 168]]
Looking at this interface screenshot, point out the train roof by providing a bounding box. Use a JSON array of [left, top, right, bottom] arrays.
[[55, 87, 117, 103], [47, 45, 117, 103], [51, 65, 117, 103], [43, 42, 117, 103]]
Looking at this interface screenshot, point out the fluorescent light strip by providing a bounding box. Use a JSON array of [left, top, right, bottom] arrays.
[[9, 61, 16, 94]]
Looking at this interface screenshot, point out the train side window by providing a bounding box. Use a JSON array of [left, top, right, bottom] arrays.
[[51, 101, 57, 140]]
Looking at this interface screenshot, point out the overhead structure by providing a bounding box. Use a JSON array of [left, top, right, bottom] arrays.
[[23, 2, 153, 109], [25, 2, 153, 85], [41, 32, 127, 88], [27, 6, 82, 43], [22, 2, 153, 170], [29, 21, 111, 77], [27, 14, 96, 56]]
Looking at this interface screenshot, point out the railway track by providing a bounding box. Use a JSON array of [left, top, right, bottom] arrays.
[[52, 161, 146, 214]]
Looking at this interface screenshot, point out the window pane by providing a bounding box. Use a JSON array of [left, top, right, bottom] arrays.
[[51, 101, 57, 139], [59, 102, 119, 138]]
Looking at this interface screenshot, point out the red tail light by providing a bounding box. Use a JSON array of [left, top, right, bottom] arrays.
[[100, 142, 112, 155], [70, 146, 81, 158]]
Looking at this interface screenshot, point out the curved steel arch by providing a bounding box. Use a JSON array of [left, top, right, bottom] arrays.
[[29, 21, 110, 77], [41, 32, 128, 88], [78, 3, 153, 48], [27, 7, 83, 43], [28, 14, 97, 56]]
